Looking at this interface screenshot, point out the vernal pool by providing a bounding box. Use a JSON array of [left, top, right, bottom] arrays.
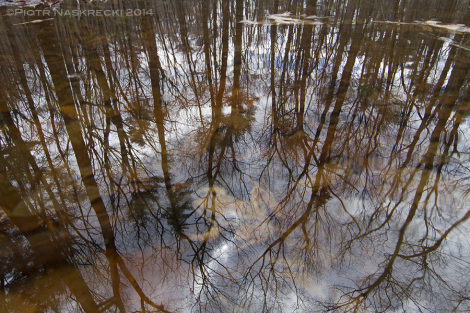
[[0, 0, 469, 312]]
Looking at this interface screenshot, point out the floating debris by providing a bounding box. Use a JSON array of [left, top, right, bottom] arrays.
[[420, 20, 470, 33], [304, 15, 333, 19], [239, 19, 263, 25], [240, 12, 325, 26], [372, 19, 470, 33], [267, 12, 304, 24], [66, 73, 85, 79], [14, 18, 53, 25], [437, 36, 470, 52]]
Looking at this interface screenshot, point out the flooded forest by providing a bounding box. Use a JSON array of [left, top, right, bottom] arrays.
[[0, 0, 470, 312]]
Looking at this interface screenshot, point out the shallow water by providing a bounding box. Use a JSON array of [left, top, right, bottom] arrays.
[[0, 0, 470, 312]]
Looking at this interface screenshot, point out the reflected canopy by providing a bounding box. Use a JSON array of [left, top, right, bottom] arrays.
[[0, 0, 470, 312]]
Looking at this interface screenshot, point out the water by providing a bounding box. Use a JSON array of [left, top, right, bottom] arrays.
[[0, 0, 469, 312]]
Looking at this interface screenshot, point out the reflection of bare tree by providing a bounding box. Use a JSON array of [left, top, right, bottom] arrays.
[[35, 21, 172, 312]]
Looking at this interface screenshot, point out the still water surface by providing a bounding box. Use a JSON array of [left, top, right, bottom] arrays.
[[0, 0, 470, 312]]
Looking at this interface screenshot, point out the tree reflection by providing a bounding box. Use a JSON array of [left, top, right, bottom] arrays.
[[0, 0, 469, 312]]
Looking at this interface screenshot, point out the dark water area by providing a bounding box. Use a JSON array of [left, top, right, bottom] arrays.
[[0, 0, 470, 311]]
